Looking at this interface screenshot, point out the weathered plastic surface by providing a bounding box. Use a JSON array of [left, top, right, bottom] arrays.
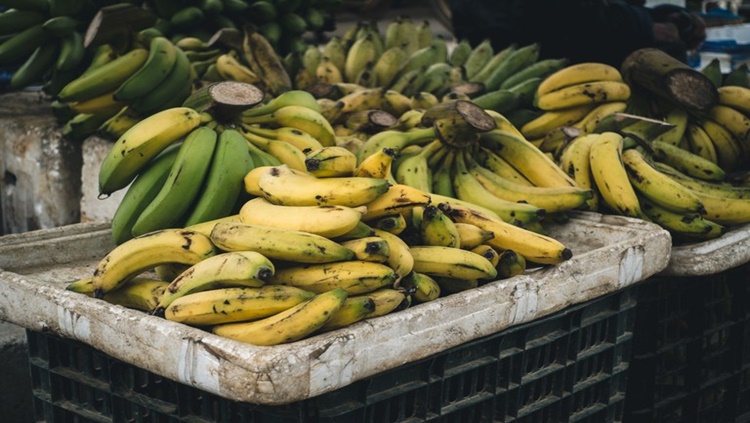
[[660, 222, 750, 276], [0, 212, 671, 405]]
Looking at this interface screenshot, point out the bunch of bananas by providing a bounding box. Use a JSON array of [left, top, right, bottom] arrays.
[[144, 0, 339, 55], [51, 31, 193, 141], [105, 85, 344, 245], [0, 0, 110, 92], [556, 124, 750, 243], [67, 151, 574, 345], [289, 17, 567, 121], [518, 62, 632, 151]]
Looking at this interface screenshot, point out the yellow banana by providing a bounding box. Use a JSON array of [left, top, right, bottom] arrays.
[[686, 123, 719, 164], [91, 229, 217, 298], [700, 118, 744, 172], [589, 132, 642, 218], [361, 183, 431, 221], [215, 53, 261, 84], [239, 197, 363, 238], [650, 140, 726, 181], [341, 236, 391, 263], [212, 288, 348, 346], [455, 222, 495, 250], [319, 295, 376, 331], [305, 146, 358, 177], [717, 85, 750, 114], [154, 251, 275, 312], [419, 204, 461, 248], [400, 272, 440, 303], [496, 249, 527, 279], [371, 214, 408, 235], [97, 277, 169, 312], [410, 245, 497, 281], [535, 80, 631, 111], [439, 203, 572, 265], [270, 261, 398, 294], [365, 288, 409, 318], [164, 285, 315, 326], [209, 221, 355, 264], [536, 62, 623, 97], [255, 165, 390, 207], [520, 104, 595, 140], [372, 228, 414, 284]]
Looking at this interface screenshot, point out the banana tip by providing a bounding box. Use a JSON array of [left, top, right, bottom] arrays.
[[562, 248, 573, 261]]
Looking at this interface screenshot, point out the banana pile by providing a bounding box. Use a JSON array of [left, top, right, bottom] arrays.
[[290, 17, 568, 121], [0, 0, 102, 92], [144, 0, 339, 56], [51, 32, 193, 142], [67, 158, 573, 346]]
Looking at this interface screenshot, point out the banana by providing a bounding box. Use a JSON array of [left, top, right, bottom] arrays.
[[392, 45, 439, 85], [536, 80, 631, 111], [365, 288, 409, 318], [651, 141, 726, 181], [467, 155, 593, 213], [336, 87, 384, 115], [520, 104, 595, 140], [255, 165, 390, 207], [471, 244, 500, 268], [439, 203, 572, 265], [154, 251, 275, 312], [265, 139, 307, 171], [356, 127, 437, 162], [242, 29, 292, 95], [536, 62, 623, 97], [270, 261, 397, 295], [410, 245, 497, 281], [210, 220, 356, 263], [454, 222, 495, 250], [164, 285, 314, 326], [242, 105, 336, 147], [129, 45, 193, 115], [723, 63, 749, 88], [212, 288, 348, 346], [500, 57, 570, 90], [98, 106, 143, 140], [394, 139, 442, 192], [589, 132, 642, 217], [183, 128, 253, 227], [480, 43, 541, 91], [679, 189, 750, 225], [475, 147, 533, 186], [453, 151, 545, 225], [344, 33, 378, 82], [496, 249, 527, 279], [353, 147, 397, 180], [573, 101, 629, 135], [91, 229, 217, 298], [480, 129, 578, 188], [215, 53, 261, 84], [431, 149, 456, 197], [653, 162, 750, 199], [98, 107, 202, 196], [319, 295, 376, 331], [371, 214, 407, 235], [110, 144, 180, 245], [400, 272, 440, 302], [373, 46, 408, 88], [95, 277, 168, 312], [130, 126, 217, 236], [708, 105, 750, 155], [243, 125, 324, 152], [701, 58, 723, 87], [340, 236, 390, 263], [57, 48, 149, 102], [114, 37, 177, 102], [639, 195, 725, 242], [418, 204, 460, 248], [304, 145, 357, 177], [185, 214, 242, 238], [316, 55, 344, 84], [68, 90, 126, 115], [717, 85, 750, 114], [384, 16, 419, 55], [239, 197, 363, 238], [622, 148, 705, 214], [0, 9, 45, 36], [361, 183, 431, 221], [699, 118, 744, 172], [686, 122, 719, 164], [0, 23, 47, 65], [651, 108, 689, 146], [318, 36, 345, 73], [463, 39, 494, 81], [557, 133, 600, 210], [8, 42, 58, 90], [370, 228, 414, 284]]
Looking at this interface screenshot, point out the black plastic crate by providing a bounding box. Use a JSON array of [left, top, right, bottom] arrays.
[[27, 287, 637, 423], [624, 262, 750, 423]]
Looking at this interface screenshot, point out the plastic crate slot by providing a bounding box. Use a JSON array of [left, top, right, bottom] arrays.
[[110, 365, 179, 413], [514, 391, 564, 421], [51, 371, 112, 416]]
